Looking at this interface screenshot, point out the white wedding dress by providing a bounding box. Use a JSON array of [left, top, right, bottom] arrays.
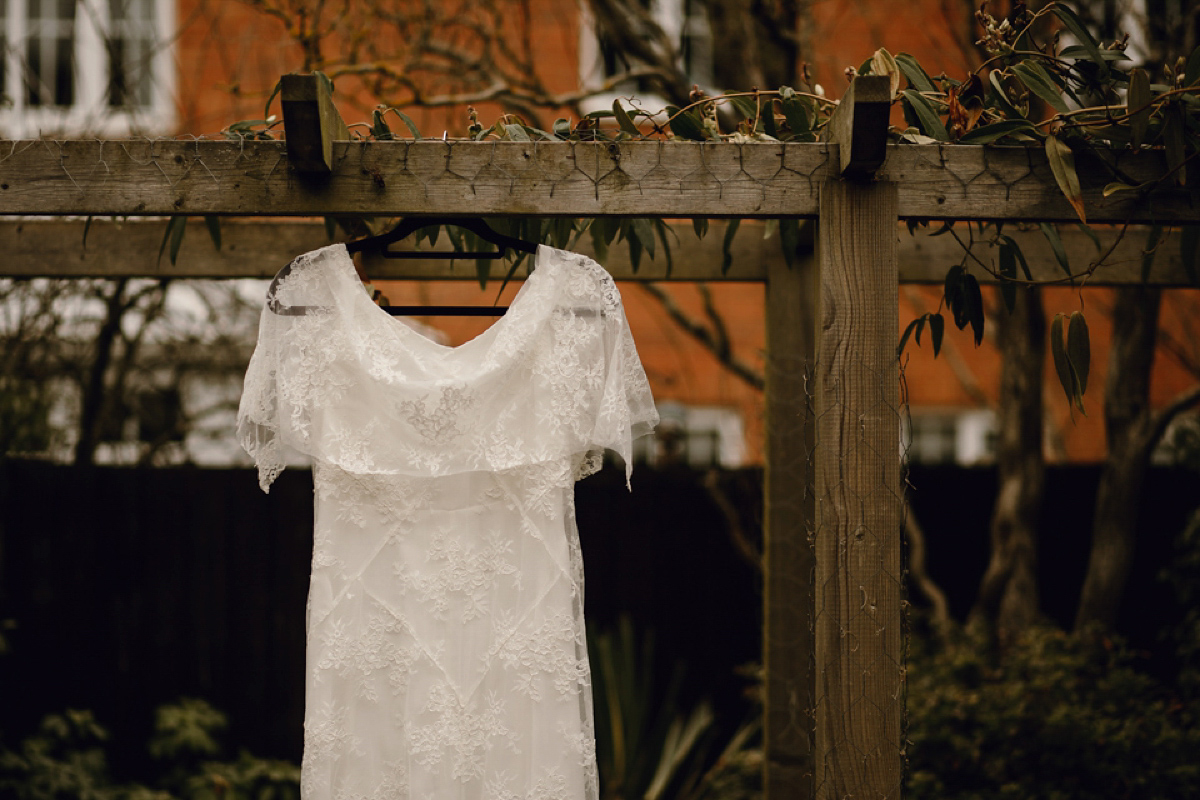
[[237, 243, 657, 800]]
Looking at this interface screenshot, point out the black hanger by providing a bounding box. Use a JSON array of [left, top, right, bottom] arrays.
[[345, 216, 538, 260], [344, 217, 537, 317]]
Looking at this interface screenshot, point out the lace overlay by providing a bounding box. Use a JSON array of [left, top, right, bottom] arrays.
[[237, 244, 657, 800]]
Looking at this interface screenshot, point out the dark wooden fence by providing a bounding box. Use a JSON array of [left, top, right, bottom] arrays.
[[1, 459, 1195, 775], [0, 460, 763, 773]]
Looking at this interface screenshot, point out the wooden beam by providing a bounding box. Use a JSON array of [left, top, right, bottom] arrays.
[[281, 73, 351, 173], [764, 244, 818, 799], [1, 140, 1196, 223], [814, 179, 903, 799], [4, 218, 1192, 285], [823, 76, 891, 181]]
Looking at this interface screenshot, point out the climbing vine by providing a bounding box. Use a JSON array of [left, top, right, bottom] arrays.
[[192, 0, 1200, 407]]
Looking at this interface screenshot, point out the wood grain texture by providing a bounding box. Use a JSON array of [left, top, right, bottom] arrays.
[[814, 180, 903, 800], [764, 247, 817, 800], [6, 218, 1189, 285], [1, 140, 1195, 222]]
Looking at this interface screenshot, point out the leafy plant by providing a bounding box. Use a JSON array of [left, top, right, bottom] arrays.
[[589, 618, 761, 800], [906, 624, 1200, 800], [0, 700, 299, 800]]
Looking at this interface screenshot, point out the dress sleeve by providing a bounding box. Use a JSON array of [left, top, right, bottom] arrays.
[[237, 250, 338, 492], [589, 274, 659, 487]]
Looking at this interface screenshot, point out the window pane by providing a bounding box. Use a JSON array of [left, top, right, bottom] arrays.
[[106, 0, 156, 108], [1, 2, 7, 100], [25, 0, 77, 108], [54, 35, 74, 105]]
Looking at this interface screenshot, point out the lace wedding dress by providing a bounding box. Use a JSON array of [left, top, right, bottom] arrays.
[[237, 243, 658, 800]]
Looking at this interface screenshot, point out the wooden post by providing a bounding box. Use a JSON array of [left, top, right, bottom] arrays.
[[764, 229, 818, 799], [814, 179, 902, 798], [822, 75, 891, 181], [281, 73, 350, 173]]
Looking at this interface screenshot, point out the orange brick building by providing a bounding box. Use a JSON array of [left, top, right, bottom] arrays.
[[6, 0, 1197, 465]]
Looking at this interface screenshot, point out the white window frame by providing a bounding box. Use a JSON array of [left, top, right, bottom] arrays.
[[577, 0, 714, 117], [0, 0, 176, 138]]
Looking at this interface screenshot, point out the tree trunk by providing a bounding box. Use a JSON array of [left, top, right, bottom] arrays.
[[970, 286, 1045, 639], [74, 279, 127, 467], [1074, 286, 1161, 631]]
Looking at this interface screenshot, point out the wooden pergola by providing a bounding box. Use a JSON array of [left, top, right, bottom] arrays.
[[1, 74, 1194, 799]]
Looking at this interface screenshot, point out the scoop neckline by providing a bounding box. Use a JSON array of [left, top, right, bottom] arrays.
[[336, 242, 550, 354]]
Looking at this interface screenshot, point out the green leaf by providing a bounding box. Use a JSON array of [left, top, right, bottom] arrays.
[[1039, 222, 1072, 277], [82, 216, 93, 250], [1128, 68, 1151, 149], [1012, 61, 1070, 114], [898, 317, 920, 358], [371, 109, 393, 140], [1045, 134, 1086, 223], [944, 265, 984, 345], [870, 47, 901, 98], [1058, 45, 1129, 62], [168, 216, 187, 266], [780, 218, 801, 269], [730, 94, 758, 121], [665, 105, 708, 141], [895, 53, 937, 92], [1181, 224, 1200, 285], [988, 71, 1026, 119], [1076, 222, 1101, 253], [653, 219, 675, 276], [628, 228, 643, 271], [964, 272, 984, 345], [590, 219, 612, 263], [631, 218, 656, 261], [722, 219, 740, 274], [475, 258, 491, 289], [1067, 310, 1090, 394], [1052, 3, 1108, 77], [389, 108, 421, 139], [522, 125, 556, 141], [1141, 223, 1163, 282], [998, 234, 1034, 280], [263, 78, 283, 120], [1163, 104, 1187, 185], [760, 96, 778, 137], [929, 313, 944, 357], [1186, 45, 1200, 88], [502, 124, 531, 141], [780, 95, 810, 136], [1103, 181, 1139, 196], [692, 218, 709, 240], [613, 99, 640, 136], [1050, 313, 1078, 415], [901, 90, 949, 141], [998, 240, 1017, 313], [204, 215, 222, 250], [956, 119, 1038, 144]]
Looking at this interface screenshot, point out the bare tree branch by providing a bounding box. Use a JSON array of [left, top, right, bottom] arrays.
[[639, 283, 765, 392]]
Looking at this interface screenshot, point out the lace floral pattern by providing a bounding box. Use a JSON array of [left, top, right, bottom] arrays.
[[238, 244, 655, 800]]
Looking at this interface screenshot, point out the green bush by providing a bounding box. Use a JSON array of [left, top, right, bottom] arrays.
[[906, 624, 1200, 800], [0, 700, 298, 800]]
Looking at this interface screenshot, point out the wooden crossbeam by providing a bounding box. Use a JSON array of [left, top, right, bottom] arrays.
[[4, 218, 1191, 285], [0, 139, 1195, 223]]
